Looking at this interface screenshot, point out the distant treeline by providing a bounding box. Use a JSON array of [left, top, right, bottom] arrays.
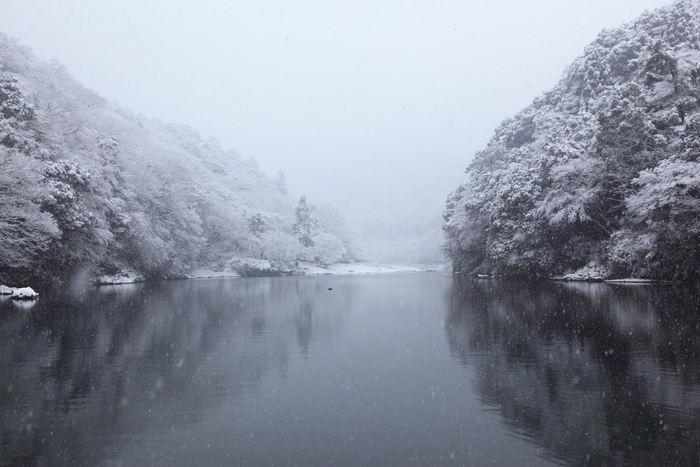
[[444, 0, 700, 281]]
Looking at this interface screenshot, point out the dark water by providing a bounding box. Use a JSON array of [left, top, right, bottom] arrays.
[[0, 274, 699, 466]]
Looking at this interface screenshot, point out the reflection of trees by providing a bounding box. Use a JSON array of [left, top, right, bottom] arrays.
[[297, 299, 313, 355], [446, 277, 700, 466], [0, 277, 352, 466]]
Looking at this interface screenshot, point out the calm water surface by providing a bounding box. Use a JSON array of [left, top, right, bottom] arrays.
[[1, 273, 699, 466]]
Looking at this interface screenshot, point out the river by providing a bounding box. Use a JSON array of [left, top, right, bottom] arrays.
[[0, 273, 698, 466]]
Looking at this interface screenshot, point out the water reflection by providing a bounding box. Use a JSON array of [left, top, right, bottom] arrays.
[[446, 277, 700, 466], [4, 274, 700, 466], [0, 277, 352, 467]]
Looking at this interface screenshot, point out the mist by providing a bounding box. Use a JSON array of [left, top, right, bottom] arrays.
[[0, 0, 671, 263]]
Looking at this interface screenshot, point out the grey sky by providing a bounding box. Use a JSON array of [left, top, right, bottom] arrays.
[[0, 0, 672, 240]]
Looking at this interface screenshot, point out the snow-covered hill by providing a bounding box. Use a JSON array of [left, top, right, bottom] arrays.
[[444, 0, 700, 281], [0, 35, 354, 285]]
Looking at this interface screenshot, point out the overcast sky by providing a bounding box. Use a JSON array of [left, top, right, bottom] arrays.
[[0, 0, 672, 238]]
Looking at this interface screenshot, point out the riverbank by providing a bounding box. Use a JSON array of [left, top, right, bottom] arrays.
[[549, 263, 672, 284], [93, 261, 447, 285]]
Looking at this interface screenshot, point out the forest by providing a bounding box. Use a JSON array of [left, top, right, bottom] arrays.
[[444, 0, 700, 281], [0, 35, 354, 285], [5, 1, 700, 286]]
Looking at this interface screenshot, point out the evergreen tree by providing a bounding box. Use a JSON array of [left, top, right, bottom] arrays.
[[293, 196, 315, 247], [273, 171, 288, 195]]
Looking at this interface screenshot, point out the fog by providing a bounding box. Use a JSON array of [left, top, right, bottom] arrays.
[[0, 0, 671, 262]]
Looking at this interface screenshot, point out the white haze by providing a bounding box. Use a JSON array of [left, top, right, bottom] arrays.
[[0, 0, 671, 263]]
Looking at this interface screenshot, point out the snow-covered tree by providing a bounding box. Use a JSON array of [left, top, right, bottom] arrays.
[[311, 232, 345, 265], [248, 213, 266, 238], [444, 0, 700, 280], [273, 170, 287, 195], [0, 148, 58, 282], [0, 33, 355, 282], [293, 196, 315, 248]]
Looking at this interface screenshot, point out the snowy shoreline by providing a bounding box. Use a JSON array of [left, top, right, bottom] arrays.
[[14, 263, 668, 292], [186, 262, 446, 280], [0, 285, 39, 300], [93, 262, 447, 285], [468, 275, 668, 284], [461, 264, 672, 284], [0, 263, 445, 296], [295, 262, 442, 276], [546, 263, 672, 284], [92, 263, 670, 286], [550, 277, 670, 284]]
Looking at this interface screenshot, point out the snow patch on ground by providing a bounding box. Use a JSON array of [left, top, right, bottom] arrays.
[[553, 265, 662, 284], [0, 285, 17, 295], [11, 287, 38, 300], [94, 270, 145, 285], [2, 285, 38, 300], [299, 262, 443, 276], [188, 268, 241, 279], [231, 258, 287, 277], [553, 263, 608, 281], [604, 278, 656, 284]]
